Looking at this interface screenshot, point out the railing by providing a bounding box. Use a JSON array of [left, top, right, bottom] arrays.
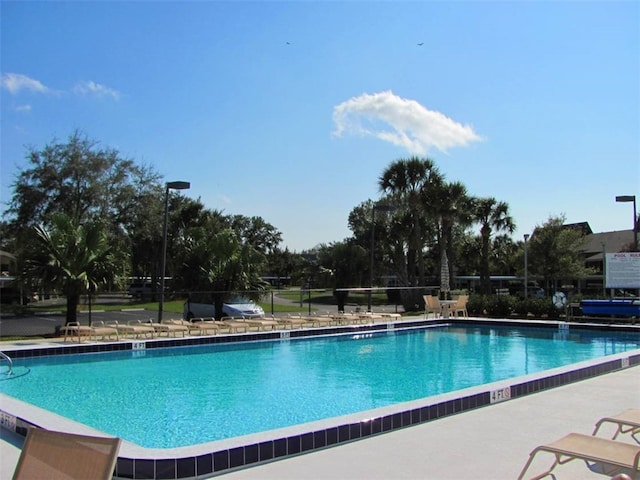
[[0, 351, 13, 376]]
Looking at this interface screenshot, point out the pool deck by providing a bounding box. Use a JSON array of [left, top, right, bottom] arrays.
[[1, 321, 639, 479]]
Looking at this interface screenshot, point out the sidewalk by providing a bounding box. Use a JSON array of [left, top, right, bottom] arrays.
[[1, 366, 638, 479]]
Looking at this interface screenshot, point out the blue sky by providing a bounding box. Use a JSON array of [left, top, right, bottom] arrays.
[[1, 1, 638, 252]]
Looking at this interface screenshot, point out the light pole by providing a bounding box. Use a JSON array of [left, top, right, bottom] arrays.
[[369, 203, 395, 312], [158, 180, 190, 322], [601, 242, 606, 296], [615, 195, 637, 251], [523, 233, 530, 299]]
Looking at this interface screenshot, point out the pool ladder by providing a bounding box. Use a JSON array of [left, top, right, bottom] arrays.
[[0, 351, 13, 376]]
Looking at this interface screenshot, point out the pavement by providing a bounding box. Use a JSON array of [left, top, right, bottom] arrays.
[[1, 361, 638, 479]]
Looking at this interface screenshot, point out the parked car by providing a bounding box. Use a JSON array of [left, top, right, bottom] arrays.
[[184, 297, 265, 319], [128, 282, 158, 298], [0, 286, 36, 305]]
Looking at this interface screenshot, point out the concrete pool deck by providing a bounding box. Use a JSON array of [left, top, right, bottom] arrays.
[[0, 320, 639, 479]]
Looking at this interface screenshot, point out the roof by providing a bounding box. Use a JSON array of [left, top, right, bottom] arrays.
[[580, 229, 635, 262]]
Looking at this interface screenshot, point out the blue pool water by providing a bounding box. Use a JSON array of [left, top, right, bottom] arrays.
[[1, 324, 638, 448]]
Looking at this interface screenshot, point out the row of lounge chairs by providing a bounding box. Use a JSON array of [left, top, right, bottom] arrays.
[[518, 408, 640, 479], [60, 310, 404, 343]]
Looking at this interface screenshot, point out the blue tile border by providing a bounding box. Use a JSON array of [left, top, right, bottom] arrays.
[[1, 320, 639, 479]]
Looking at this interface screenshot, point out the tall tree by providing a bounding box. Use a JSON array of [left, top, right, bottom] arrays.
[[177, 227, 269, 320], [473, 197, 516, 294], [528, 215, 592, 291], [423, 180, 472, 291], [379, 157, 443, 286], [229, 215, 283, 255], [6, 131, 162, 283], [7, 131, 161, 230], [22, 213, 119, 324]]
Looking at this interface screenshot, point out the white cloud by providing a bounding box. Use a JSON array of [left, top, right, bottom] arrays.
[[332, 90, 483, 155], [1, 73, 49, 95], [73, 81, 120, 100], [14, 104, 32, 113]]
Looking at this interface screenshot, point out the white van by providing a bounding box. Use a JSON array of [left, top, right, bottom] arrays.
[[184, 297, 265, 319]]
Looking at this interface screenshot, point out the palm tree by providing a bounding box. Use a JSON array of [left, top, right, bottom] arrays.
[[423, 180, 472, 294], [473, 197, 516, 294], [179, 227, 269, 320], [24, 213, 118, 325], [379, 157, 443, 286]]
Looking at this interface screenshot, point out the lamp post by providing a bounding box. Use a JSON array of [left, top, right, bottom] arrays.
[[523, 233, 530, 299], [158, 181, 190, 322], [615, 195, 637, 251], [601, 242, 606, 296], [369, 203, 395, 312]]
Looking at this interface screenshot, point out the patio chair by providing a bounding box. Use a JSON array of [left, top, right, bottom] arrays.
[[517, 432, 640, 480], [423, 295, 443, 319], [13, 427, 121, 480], [451, 294, 469, 317], [592, 408, 640, 441]]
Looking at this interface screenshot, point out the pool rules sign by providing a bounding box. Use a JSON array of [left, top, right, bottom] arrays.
[[605, 252, 640, 289]]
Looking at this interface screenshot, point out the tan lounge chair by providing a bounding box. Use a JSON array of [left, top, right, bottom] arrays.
[[61, 322, 93, 343], [277, 314, 314, 329], [89, 321, 120, 342], [239, 316, 280, 331], [219, 317, 250, 333], [151, 319, 189, 337], [187, 318, 228, 335], [517, 432, 640, 480], [13, 427, 121, 480], [593, 408, 640, 440], [106, 320, 155, 339]]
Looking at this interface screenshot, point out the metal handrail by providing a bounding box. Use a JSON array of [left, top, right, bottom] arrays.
[[0, 351, 13, 376]]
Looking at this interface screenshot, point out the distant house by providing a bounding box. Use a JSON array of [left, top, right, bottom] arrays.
[[0, 250, 17, 277], [573, 224, 636, 294]]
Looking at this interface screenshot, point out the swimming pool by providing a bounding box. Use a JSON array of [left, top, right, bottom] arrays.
[[1, 323, 638, 450]]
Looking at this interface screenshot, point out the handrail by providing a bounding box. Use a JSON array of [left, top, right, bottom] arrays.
[[0, 351, 13, 376]]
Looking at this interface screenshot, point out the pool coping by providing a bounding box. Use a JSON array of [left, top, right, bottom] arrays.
[[1, 317, 639, 479]]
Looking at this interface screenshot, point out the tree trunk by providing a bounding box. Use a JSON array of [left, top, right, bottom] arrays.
[[66, 294, 79, 325]]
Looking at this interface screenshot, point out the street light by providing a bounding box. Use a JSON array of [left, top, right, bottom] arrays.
[[158, 180, 191, 322], [369, 203, 395, 312], [523, 234, 530, 299], [615, 195, 637, 251]]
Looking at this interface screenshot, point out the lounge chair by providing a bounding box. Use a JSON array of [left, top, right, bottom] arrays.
[[88, 321, 120, 342], [150, 319, 189, 337], [593, 409, 640, 441], [60, 321, 93, 343], [219, 317, 250, 333], [517, 432, 640, 480], [106, 320, 155, 339], [277, 314, 314, 329], [238, 316, 280, 331], [12, 427, 121, 480], [187, 318, 227, 335]]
